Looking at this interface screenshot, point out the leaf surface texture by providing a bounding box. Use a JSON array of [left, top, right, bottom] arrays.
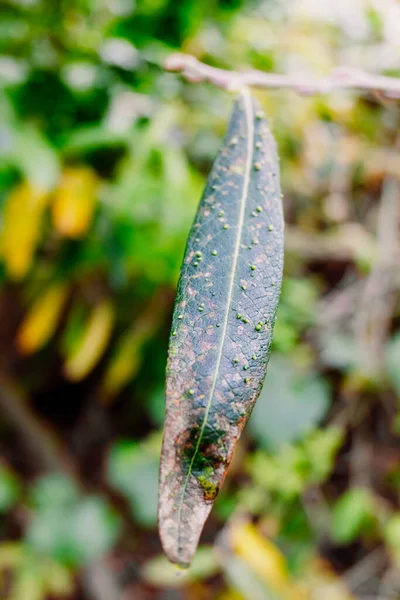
[[158, 90, 284, 566]]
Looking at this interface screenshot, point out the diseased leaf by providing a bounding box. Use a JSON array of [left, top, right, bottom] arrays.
[[158, 90, 284, 567]]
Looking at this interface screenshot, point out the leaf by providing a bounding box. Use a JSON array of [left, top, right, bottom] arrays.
[[386, 332, 400, 398], [107, 435, 160, 528], [27, 474, 120, 567], [249, 427, 343, 500], [383, 513, 400, 565], [0, 542, 73, 600], [141, 546, 219, 588], [229, 521, 289, 590], [52, 167, 98, 238], [13, 125, 60, 192], [0, 465, 21, 512], [226, 520, 309, 600], [1, 182, 49, 280], [331, 488, 375, 545], [16, 282, 69, 354], [63, 300, 115, 381], [100, 291, 167, 402], [0, 542, 23, 570], [249, 356, 331, 451], [158, 91, 284, 567]]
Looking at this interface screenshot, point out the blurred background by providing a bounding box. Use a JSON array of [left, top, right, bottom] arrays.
[[1, 0, 400, 598]]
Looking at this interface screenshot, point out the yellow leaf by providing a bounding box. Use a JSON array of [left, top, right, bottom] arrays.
[[230, 521, 289, 589], [1, 183, 48, 280], [217, 589, 245, 600], [16, 282, 69, 355], [42, 559, 74, 597], [101, 329, 142, 399], [229, 521, 309, 600], [63, 300, 114, 381], [0, 542, 23, 569], [101, 291, 167, 402], [300, 557, 356, 600], [52, 167, 98, 238], [12, 567, 45, 600]]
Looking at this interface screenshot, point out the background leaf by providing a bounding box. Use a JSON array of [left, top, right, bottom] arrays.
[[249, 356, 331, 451], [107, 435, 160, 528]]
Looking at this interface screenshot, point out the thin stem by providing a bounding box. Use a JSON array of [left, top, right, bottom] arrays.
[[0, 375, 79, 478], [164, 53, 400, 99]]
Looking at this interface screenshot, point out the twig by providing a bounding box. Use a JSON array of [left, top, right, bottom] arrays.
[[165, 53, 400, 99], [354, 167, 400, 377], [82, 560, 123, 600], [285, 223, 377, 262], [343, 546, 386, 593], [315, 266, 400, 329], [0, 375, 79, 478], [378, 567, 400, 600]]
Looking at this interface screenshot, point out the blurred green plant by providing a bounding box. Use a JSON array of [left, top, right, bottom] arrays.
[[0, 0, 399, 596], [26, 474, 121, 567]]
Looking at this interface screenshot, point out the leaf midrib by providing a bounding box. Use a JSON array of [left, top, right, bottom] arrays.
[[176, 89, 254, 555]]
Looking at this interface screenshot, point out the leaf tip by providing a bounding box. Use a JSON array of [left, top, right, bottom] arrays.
[[158, 528, 194, 569]]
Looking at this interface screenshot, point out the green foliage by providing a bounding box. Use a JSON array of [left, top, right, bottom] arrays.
[[249, 427, 344, 501], [0, 544, 73, 600], [386, 332, 400, 400], [26, 475, 121, 567], [250, 356, 331, 451], [0, 0, 399, 595], [331, 488, 376, 545], [107, 435, 160, 527], [272, 278, 318, 352], [383, 514, 400, 565], [0, 464, 21, 513]]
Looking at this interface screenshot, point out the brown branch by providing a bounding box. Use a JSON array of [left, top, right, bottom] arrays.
[[165, 53, 400, 99], [0, 375, 79, 479], [81, 560, 123, 600], [285, 223, 378, 262], [354, 167, 400, 377]]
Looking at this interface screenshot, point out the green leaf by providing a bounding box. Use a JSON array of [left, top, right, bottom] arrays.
[[107, 436, 160, 527], [249, 356, 331, 451], [30, 474, 79, 511], [158, 91, 284, 567], [67, 497, 121, 564], [386, 333, 400, 399], [331, 488, 375, 545], [249, 427, 343, 501], [383, 513, 400, 565], [0, 464, 20, 512], [13, 125, 60, 191], [319, 333, 359, 370], [27, 474, 120, 566]]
